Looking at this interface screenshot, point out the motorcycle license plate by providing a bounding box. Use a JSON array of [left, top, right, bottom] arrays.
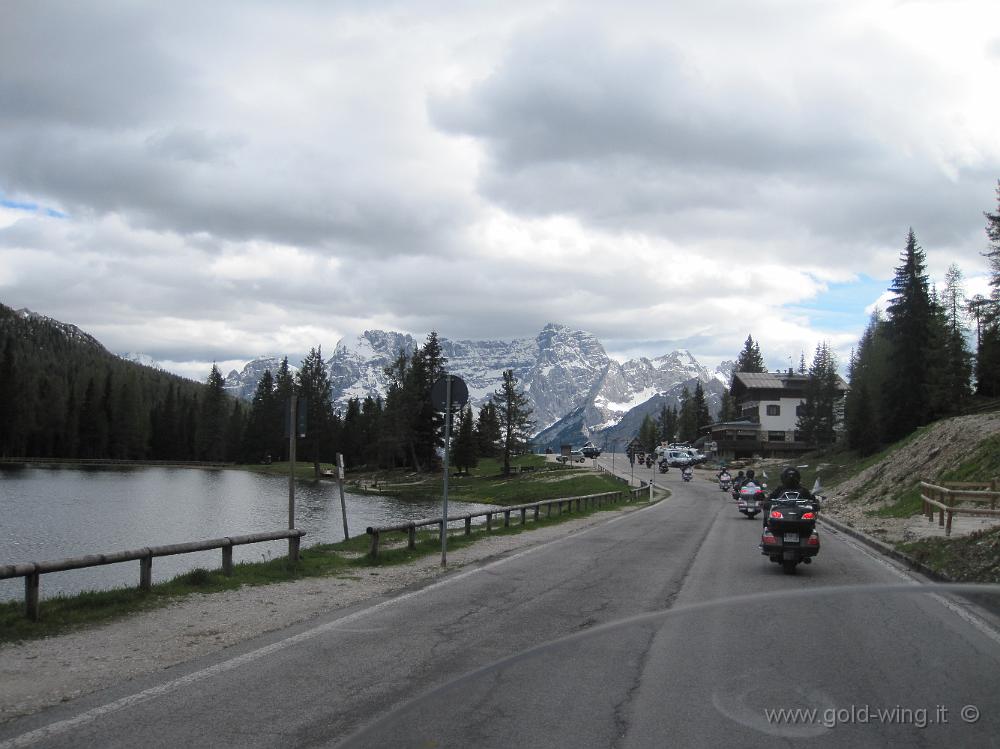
[[784, 533, 800, 543]]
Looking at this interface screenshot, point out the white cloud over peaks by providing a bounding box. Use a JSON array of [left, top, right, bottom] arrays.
[[0, 0, 997, 376]]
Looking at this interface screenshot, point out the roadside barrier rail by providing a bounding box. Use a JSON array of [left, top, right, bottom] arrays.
[[919, 479, 1000, 536], [365, 488, 647, 561], [1, 528, 306, 621]]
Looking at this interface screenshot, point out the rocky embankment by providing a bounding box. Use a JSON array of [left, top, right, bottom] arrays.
[[820, 412, 1000, 544]]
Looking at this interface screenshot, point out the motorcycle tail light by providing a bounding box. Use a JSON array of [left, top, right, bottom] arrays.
[[770, 510, 783, 519], [807, 535, 819, 546], [762, 532, 778, 544], [802, 512, 815, 520]]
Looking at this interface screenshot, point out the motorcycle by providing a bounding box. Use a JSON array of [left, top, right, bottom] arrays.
[[718, 472, 732, 492], [737, 481, 765, 518], [681, 466, 693, 482], [760, 491, 821, 574], [658, 459, 670, 474]]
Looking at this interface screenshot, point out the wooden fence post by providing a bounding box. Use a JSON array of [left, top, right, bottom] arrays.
[[464, 517, 472, 535], [408, 525, 417, 550], [534, 506, 540, 521], [221, 544, 233, 577], [503, 510, 511, 528], [25, 571, 40, 622], [520, 508, 527, 525], [288, 534, 300, 563], [486, 513, 492, 531], [369, 530, 380, 561], [141, 552, 153, 588]]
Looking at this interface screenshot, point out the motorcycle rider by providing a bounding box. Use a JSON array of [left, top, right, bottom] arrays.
[[737, 469, 758, 491], [763, 467, 817, 528]]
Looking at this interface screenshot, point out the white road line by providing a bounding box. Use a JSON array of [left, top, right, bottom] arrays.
[[0, 503, 656, 749], [825, 524, 1000, 646]]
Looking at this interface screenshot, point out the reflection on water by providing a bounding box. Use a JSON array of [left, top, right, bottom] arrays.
[[0, 466, 498, 601]]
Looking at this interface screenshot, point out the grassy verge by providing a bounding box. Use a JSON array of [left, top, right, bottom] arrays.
[[0, 491, 654, 644], [234, 455, 628, 507], [898, 526, 1000, 583]]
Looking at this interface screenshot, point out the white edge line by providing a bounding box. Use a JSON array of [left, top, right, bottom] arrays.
[[0, 502, 655, 748]]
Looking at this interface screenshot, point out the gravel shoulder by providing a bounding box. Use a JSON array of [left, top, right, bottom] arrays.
[[0, 500, 657, 724]]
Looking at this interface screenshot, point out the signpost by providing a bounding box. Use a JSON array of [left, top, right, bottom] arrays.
[[336, 452, 349, 540], [431, 374, 469, 566], [285, 395, 307, 561]]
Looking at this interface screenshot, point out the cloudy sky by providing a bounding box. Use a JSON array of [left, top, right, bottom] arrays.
[[2, 0, 998, 380]]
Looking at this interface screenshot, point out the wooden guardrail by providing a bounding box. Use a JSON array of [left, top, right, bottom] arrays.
[[919, 479, 1000, 536], [1, 528, 306, 621], [365, 487, 647, 560]]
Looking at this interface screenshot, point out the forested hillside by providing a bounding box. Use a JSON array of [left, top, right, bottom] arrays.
[[0, 305, 241, 461]]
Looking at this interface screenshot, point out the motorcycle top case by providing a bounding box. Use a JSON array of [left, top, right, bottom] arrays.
[[764, 500, 818, 534]]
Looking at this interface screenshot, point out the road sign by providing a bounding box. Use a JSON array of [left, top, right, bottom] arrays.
[[431, 375, 468, 410]]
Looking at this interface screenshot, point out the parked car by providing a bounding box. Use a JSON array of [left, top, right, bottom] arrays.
[[581, 445, 602, 458], [663, 449, 693, 468]]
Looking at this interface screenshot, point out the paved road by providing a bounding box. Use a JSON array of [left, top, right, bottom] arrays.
[[2, 459, 999, 748]]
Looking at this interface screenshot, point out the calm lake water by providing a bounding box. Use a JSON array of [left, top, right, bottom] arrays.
[[0, 466, 499, 601]]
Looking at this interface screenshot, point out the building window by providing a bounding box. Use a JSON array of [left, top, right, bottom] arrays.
[[768, 431, 786, 442], [766, 405, 780, 416]]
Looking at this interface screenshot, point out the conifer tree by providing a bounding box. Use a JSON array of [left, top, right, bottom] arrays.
[[494, 370, 534, 475], [452, 405, 478, 473], [197, 364, 229, 461], [882, 229, 934, 442], [734, 334, 767, 377], [977, 182, 1000, 396], [296, 347, 334, 474], [474, 401, 501, 458]]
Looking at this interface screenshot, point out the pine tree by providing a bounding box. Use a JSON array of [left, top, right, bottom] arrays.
[[494, 370, 534, 475], [693, 381, 711, 433], [797, 342, 839, 445], [197, 364, 229, 461], [452, 405, 478, 473], [677, 387, 697, 442], [882, 229, 934, 442], [296, 347, 335, 475], [638, 414, 659, 452], [977, 182, 1000, 396], [242, 369, 276, 462], [475, 401, 501, 458], [733, 335, 767, 383]]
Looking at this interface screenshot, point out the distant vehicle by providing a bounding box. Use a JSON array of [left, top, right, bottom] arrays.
[[663, 449, 693, 468], [581, 445, 602, 458], [557, 450, 587, 464]]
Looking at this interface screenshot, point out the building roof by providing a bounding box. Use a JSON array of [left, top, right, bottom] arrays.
[[733, 371, 848, 391]]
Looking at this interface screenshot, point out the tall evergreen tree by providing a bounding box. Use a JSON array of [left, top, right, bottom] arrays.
[[474, 401, 501, 458], [692, 381, 711, 434], [296, 347, 335, 474], [677, 387, 697, 442], [977, 182, 1000, 396], [734, 334, 767, 376], [882, 229, 934, 442], [494, 370, 534, 475], [197, 364, 229, 461], [451, 405, 478, 473], [797, 342, 839, 446], [638, 414, 659, 452]]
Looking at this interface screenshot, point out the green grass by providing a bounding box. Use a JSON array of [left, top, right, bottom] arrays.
[[898, 526, 1000, 583], [0, 489, 654, 643]]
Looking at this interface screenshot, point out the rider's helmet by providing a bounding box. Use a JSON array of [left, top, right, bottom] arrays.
[[736, 471, 745, 479], [781, 467, 801, 488], [745, 469, 755, 480]]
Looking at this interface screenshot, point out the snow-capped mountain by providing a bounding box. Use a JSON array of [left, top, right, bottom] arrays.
[[218, 323, 729, 439], [223, 356, 298, 400], [16, 308, 107, 352]]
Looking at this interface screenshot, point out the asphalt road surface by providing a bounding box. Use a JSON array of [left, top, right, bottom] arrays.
[[2, 458, 999, 748]]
